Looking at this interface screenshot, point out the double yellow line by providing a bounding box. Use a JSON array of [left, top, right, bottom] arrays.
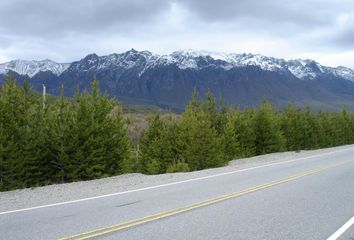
[[58, 159, 353, 240]]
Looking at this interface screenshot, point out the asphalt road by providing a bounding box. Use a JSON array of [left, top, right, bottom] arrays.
[[1, 147, 354, 240]]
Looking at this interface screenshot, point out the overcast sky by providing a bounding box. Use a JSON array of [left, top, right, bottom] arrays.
[[0, 0, 353, 68]]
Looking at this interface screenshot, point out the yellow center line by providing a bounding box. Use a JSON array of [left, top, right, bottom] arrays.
[[58, 159, 353, 240]]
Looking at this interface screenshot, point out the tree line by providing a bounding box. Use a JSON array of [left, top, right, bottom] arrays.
[[1, 76, 353, 191]]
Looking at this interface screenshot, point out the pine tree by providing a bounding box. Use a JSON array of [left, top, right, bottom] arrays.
[[139, 114, 166, 174], [139, 114, 182, 174], [200, 90, 229, 136], [317, 111, 334, 148], [253, 101, 285, 155], [20, 80, 50, 187], [73, 78, 132, 180], [348, 112, 353, 143], [46, 85, 78, 182], [160, 115, 184, 172], [0, 104, 5, 190], [179, 102, 223, 170], [302, 107, 320, 149], [234, 109, 257, 157], [0, 75, 26, 189], [1, 73, 354, 191], [221, 112, 241, 161], [21, 108, 50, 186], [281, 104, 309, 151]]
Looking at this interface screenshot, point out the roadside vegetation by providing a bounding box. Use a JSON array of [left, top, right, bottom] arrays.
[[1, 75, 354, 191]]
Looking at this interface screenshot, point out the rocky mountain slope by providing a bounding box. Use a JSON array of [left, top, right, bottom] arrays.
[[1, 49, 354, 110], [0, 59, 69, 77]]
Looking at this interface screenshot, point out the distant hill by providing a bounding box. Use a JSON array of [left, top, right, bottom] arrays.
[[1, 49, 354, 111]]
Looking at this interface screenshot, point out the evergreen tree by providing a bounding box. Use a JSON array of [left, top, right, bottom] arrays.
[[179, 102, 223, 170], [0, 75, 27, 190], [1, 74, 354, 192], [317, 111, 333, 148], [253, 101, 285, 154], [302, 107, 320, 149], [139, 114, 182, 174], [0, 103, 5, 190], [234, 109, 257, 157], [161, 115, 185, 172], [20, 83, 50, 187], [281, 104, 308, 151], [139, 114, 166, 174], [201, 90, 227, 135], [221, 112, 241, 161], [47, 85, 78, 182], [73, 79, 131, 180]]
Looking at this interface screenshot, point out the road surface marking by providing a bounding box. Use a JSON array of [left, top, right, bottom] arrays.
[[1, 146, 353, 216], [58, 158, 354, 240], [327, 216, 354, 240]]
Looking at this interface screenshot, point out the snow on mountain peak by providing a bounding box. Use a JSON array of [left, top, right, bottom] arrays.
[[0, 59, 69, 77], [1, 50, 353, 83], [160, 50, 354, 82]]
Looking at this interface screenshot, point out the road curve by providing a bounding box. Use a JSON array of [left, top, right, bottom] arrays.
[[1, 147, 354, 240]]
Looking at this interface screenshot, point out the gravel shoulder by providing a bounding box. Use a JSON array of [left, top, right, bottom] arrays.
[[1, 144, 353, 213]]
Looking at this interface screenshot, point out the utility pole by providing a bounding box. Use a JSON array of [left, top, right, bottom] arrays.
[[42, 84, 46, 110]]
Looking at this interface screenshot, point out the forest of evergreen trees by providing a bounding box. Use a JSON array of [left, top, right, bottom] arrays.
[[1, 75, 354, 191]]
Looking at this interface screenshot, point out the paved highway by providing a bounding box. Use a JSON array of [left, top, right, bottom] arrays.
[[1, 147, 354, 240]]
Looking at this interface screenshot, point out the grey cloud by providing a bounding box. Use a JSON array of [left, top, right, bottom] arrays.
[[176, 0, 349, 32], [1, 0, 352, 42], [0, 0, 353, 68], [174, 0, 354, 51], [331, 23, 354, 48], [0, 0, 170, 37], [338, 32, 354, 47]]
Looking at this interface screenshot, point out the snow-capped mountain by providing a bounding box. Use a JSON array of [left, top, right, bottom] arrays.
[[62, 49, 354, 82], [0, 49, 353, 82], [0, 59, 69, 77], [164, 50, 354, 81], [1, 49, 354, 111], [171, 50, 354, 82]]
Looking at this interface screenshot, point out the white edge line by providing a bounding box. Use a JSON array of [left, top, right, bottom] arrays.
[[327, 216, 354, 240], [0, 147, 353, 216]]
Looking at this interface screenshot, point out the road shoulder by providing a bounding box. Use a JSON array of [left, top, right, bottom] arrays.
[[0, 144, 353, 213]]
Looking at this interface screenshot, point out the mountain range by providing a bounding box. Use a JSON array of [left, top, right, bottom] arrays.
[[1, 49, 354, 111]]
